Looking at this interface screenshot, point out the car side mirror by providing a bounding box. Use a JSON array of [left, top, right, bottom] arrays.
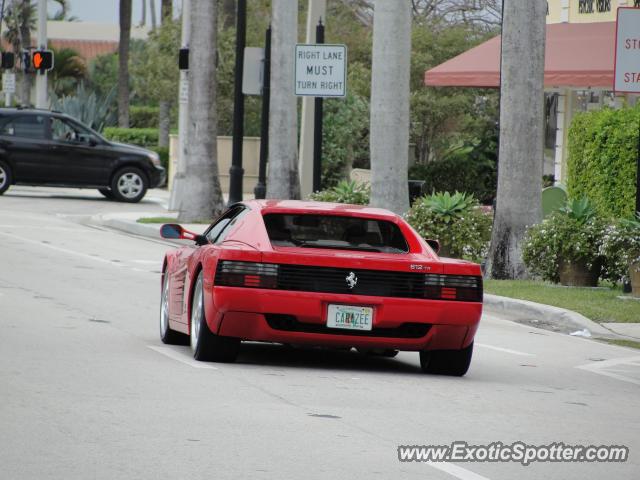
[[426, 239, 440, 254], [160, 224, 207, 244], [89, 137, 98, 147]]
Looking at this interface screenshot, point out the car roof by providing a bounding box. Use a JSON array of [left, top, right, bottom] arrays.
[[245, 199, 401, 221], [0, 108, 63, 116]]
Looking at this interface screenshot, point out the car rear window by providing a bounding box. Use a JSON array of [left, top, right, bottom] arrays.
[[263, 214, 409, 254]]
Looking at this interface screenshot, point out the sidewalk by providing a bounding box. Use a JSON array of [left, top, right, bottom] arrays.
[[86, 210, 640, 344]]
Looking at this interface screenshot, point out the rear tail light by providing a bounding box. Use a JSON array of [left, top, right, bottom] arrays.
[[424, 274, 483, 302], [215, 261, 278, 289]]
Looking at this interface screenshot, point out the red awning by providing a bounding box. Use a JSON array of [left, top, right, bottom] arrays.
[[424, 22, 616, 88]]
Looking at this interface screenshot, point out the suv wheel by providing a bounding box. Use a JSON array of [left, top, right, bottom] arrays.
[[0, 160, 12, 195], [111, 167, 148, 203]]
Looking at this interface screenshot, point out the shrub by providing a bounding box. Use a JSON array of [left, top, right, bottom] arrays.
[[522, 198, 607, 283], [130, 106, 159, 128], [103, 127, 159, 147], [405, 192, 492, 262], [50, 83, 116, 132], [601, 214, 640, 281], [309, 180, 370, 205], [567, 105, 640, 218], [409, 145, 497, 205]]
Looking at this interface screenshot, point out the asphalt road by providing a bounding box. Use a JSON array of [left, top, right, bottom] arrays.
[[1, 186, 639, 480]]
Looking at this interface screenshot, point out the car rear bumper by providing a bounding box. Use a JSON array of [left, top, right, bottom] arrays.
[[206, 286, 482, 351]]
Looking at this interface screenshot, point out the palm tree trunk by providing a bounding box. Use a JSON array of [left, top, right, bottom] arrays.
[[149, 0, 157, 30], [369, 0, 411, 215], [267, 0, 300, 200], [177, 0, 223, 222], [161, 0, 172, 23], [158, 100, 171, 148], [485, 0, 546, 279], [118, 0, 132, 127], [140, 0, 146, 27]]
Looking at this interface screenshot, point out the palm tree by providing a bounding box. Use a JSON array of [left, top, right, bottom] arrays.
[[48, 46, 87, 96], [484, 0, 546, 279], [118, 0, 132, 127], [177, 0, 224, 222], [267, 0, 300, 200], [368, 0, 411, 214]]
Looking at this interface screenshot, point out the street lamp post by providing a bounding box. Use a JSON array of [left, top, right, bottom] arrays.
[[254, 26, 271, 200], [228, 0, 247, 205]]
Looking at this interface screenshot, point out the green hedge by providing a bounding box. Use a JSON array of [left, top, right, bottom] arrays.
[[567, 106, 640, 218], [103, 127, 159, 147], [130, 106, 159, 128]]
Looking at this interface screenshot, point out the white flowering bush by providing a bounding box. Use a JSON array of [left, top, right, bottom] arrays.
[[601, 214, 640, 281], [406, 192, 492, 262], [522, 198, 607, 283]]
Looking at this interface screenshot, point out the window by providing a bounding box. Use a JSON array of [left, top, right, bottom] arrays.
[[263, 214, 409, 254], [51, 117, 97, 145], [205, 206, 246, 244], [0, 115, 47, 139]]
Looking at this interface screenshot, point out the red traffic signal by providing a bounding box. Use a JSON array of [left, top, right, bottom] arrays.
[[32, 50, 54, 71]]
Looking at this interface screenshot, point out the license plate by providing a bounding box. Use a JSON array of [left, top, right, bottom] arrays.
[[326, 304, 373, 331]]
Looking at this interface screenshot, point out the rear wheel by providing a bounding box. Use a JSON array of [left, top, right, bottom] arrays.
[[110, 167, 148, 203], [190, 272, 240, 362], [419, 342, 474, 377], [0, 160, 12, 195], [98, 188, 114, 200], [160, 273, 188, 345]]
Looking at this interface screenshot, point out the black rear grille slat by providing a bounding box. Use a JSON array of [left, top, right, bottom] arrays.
[[215, 261, 482, 302], [265, 314, 431, 338]]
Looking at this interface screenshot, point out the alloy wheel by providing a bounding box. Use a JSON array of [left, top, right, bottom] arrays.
[[116, 172, 144, 199]]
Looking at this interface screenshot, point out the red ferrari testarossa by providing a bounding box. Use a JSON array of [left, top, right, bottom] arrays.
[[160, 200, 483, 376]]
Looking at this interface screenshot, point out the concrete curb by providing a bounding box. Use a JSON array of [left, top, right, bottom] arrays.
[[88, 213, 168, 239], [484, 294, 619, 338]]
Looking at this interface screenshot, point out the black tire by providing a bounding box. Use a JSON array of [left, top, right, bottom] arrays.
[[110, 167, 148, 203], [419, 342, 474, 377], [190, 272, 240, 362], [98, 188, 115, 200], [160, 273, 189, 345], [0, 160, 12, 195]]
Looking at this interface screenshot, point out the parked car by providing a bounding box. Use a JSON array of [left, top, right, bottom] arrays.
[[159, 200, 483, 376], [0, 108, 165, 202]]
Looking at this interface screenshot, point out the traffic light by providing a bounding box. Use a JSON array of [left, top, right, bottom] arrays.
[[32, 50, 54, 71], [1, 52, 15, 69]]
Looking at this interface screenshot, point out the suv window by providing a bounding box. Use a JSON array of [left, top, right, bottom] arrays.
[[263, 214, 409, 254], [205, 206, 246, 244], [0, 115, 47, 139], [51, 117, 97, 145]]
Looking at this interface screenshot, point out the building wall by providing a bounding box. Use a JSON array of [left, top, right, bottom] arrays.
[[546, 0, 639, 24]]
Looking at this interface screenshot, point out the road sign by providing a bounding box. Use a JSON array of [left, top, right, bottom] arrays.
[[2, 73, 16, 94], [614, 7, 640, 93], [295, 44, 347, 97]]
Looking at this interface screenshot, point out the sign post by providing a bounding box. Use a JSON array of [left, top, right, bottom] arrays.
[[614, 7, 640, 214]]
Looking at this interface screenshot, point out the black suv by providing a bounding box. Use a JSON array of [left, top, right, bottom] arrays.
[[0, 108, 166, 203]]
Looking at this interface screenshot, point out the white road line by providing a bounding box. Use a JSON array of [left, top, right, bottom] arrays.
[[476, 343, 536, 357], [148, 345, 218, 370], [427, 461, 491, 480], [0, 231, 153, 274], [575, 355, 640, 386]]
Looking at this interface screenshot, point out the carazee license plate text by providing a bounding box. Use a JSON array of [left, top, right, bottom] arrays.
[[326, 304, 373, 331]]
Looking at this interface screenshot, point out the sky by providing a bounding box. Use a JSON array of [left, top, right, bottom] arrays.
[[65, 0, 177, 25]]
